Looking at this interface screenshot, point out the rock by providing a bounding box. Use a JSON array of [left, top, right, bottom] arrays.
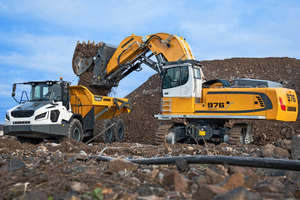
[[158, 172, 164, 184], [193, 184, 228, 200], [164, 191, 182, 199], [262, 144, 276, 158], [70, 182, 88, 193], [196, 174, 207, 185], [7, 157, 25, 172], [275, 139, 292, 151], [149, 168, 160, 178], [49, 142, 60, 147], [254, 180, 285, 193], [138, 195, 163, 200], [212, 187, 258, 200], [205, 167, 226, 184], [291, 134, 300, 160], [108, 158, 139, 172], [137, 186, 165, 197], [162, 170, 189, 193], [260, 192, 284, 199], [274, 147, 290, 159], [190, 183, 199, 195], [280, 126, 294, 139], [187, 146, 194, 151], [286, 171, 300, 185], [222, 172, 244, 190], [295, 189, 300, 198], [229, 166, 256, 178], [120, 193, 139, 200], [36, 144, 47, 154], [225, 147, 233, 152], [20, 190, 47, 200], [266, 169, 287, 177], [175, 158, 190, 172], [75, 150, 88, 161]]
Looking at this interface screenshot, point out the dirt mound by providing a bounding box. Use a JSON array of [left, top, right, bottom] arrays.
[[118, 74, 162, 144], [118, 57, 300, 144]]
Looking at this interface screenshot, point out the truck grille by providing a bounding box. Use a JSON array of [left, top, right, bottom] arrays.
[[13, 121, 30, 124], [11, 110, 34, 118]]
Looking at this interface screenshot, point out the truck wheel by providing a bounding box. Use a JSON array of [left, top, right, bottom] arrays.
[[114, 119, 125, 142], [103, 119, 115, 143], [68, 118, 84, 142]]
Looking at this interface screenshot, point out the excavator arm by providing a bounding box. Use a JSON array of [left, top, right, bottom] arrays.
[[72, 33, 195, 88]]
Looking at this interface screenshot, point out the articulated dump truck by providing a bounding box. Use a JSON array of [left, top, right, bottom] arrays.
[[4, 32, 298, 144], [4, 80, 130, 143]]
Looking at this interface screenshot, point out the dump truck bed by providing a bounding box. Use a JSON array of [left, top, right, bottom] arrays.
[[69, 85, 131, 120]]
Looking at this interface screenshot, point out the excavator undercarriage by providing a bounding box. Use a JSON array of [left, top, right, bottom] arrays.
[[155, 120, 254, 145]]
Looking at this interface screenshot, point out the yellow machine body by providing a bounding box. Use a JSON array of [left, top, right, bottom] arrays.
[[106, 33, 195, 74], [161, 87, 298, 121], [69, 85, 131, 120]]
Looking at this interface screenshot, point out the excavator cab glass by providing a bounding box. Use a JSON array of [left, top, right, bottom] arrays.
[[162, 66, 189, 89]]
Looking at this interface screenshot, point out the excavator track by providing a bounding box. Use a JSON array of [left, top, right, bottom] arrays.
[[228, 123, 247, 145], [155, 123, 174, 145]]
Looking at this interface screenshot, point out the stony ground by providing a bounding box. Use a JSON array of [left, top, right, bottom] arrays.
[[1, 134, 300, 200]]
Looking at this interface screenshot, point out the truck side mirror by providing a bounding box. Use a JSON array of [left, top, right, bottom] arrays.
[[12, 83, 16, 97]]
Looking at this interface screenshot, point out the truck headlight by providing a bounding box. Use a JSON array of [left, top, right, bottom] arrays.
[[5, 112, 10, 121], [35, 112, 47, 120]]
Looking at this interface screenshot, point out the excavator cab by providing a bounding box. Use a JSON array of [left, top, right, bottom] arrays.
[[161, 60, 203, 99]]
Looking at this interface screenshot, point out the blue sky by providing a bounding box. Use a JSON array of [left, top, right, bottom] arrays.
[[0, 0, 299, 123]]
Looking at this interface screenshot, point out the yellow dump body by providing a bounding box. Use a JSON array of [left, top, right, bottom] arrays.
[[162, 87, 298, 121], [69, 85, 131, 120]]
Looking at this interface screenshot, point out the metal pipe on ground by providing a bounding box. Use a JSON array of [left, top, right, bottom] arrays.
[[90, 155, 300, 171]]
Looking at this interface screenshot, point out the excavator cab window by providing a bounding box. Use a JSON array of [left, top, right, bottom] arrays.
[[162, 66, 189, 89]]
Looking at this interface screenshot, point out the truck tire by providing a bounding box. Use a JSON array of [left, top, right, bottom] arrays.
[[103, 119, 115, 143], [93, 119, 115, 143], [68, 118, 84, 142], [114, 119, 125, 142]]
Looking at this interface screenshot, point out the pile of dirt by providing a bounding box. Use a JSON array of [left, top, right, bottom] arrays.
[[117, 57, 300, 144]]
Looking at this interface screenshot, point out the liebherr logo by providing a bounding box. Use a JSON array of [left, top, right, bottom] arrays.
[[121, 37, 134, 48]]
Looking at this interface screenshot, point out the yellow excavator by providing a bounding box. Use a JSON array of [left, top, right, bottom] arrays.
[[72, 33, 298, 145]]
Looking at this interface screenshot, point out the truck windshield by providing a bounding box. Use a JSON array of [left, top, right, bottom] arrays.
[[162, 66, 189, 89], [30, 83, 62, 101]]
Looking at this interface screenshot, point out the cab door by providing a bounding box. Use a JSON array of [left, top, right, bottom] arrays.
[[193, 67, 202, 100]]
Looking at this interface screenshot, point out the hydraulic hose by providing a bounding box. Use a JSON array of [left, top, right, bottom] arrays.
[[90, 155, 300, 171]]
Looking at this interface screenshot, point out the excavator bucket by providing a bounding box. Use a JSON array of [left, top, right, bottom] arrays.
[[72, 41, 103, 76], [72, 41, 117, 88]]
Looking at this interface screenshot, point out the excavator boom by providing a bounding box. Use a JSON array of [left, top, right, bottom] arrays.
[[72, 33, 195, 88]]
